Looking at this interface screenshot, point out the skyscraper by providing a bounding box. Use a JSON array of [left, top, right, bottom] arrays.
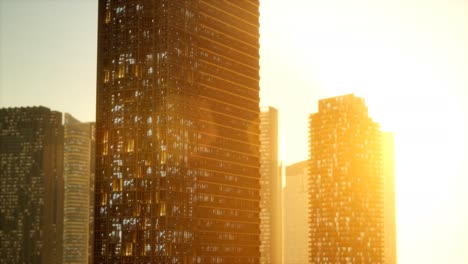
[[283, 160, 309, 264], [89, 124, 96, 264], [308, 94, 384, 263], [259, 106, 281, 264], [0, 107, 64, 264], [94, 1, 260, 263], [382, 132, 396, 264], [63, 114, 95, 264]]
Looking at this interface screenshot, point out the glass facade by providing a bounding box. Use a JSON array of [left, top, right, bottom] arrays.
[[259, 107, 281, 264], [308, 94, 384, 263], [0, 107, 64, 264], [63, 114, 95, 264], [94, 1, 260, 263]]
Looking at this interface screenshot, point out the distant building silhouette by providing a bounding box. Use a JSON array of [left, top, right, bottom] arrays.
[[94, 1, 260, 263], [259, 107, 282, 264], [382, 132, 396, 264], [0, 107, 96, 264], [308, 94, 384, 263], [0, 107, 64, 264], [284, 160, 309, 264], [63, 114, 95, 264]]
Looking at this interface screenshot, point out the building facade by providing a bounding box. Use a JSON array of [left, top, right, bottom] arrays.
[[382, 133, 396, 264], [259, 107, 281, 264], [94, 1, 260, 263], [63, 114, 95, 264], [0, 107, 64, 264], [308, 94, 384, 263], [284, 160, 309, 264]]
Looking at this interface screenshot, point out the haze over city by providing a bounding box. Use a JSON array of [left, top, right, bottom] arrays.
[[1, 0, 467, 263]]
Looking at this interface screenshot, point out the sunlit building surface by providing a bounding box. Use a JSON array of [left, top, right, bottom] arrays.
[[0, 107, 64, 264], [94, 1, 260, 263], [382, 132, 396, 264], [63, 114, 95, 264], [259, 107, 281, 264], [284, 160, 309, 264], [308, 94, 384, 263]]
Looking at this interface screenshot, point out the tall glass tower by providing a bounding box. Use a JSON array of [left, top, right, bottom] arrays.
[[259, 106, 281, 264], [308, 94, 384, 263], [63, 114, 95, 264], [0, 107, 64, 264], [94, 1, 260, 263]]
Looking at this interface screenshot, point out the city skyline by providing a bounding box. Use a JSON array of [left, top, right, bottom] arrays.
[[1, 0, 468, 263]]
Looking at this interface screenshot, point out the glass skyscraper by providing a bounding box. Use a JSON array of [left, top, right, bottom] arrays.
[[0, 107, 64, 264], [1, 107, 96, 264], [259, 106, 281, 264], [63, 114, 95, 264], [94, 1, 260, 263], [308, 94, 384, 263]]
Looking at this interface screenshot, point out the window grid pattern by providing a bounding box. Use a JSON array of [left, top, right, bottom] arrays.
[[308, 95, 384, 264], [0, 107, 64, 264], [94, 1, 260, 263]]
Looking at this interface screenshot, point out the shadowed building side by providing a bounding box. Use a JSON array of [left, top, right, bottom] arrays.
[[0, 107, 64, 264], [89, 124, 96, 264]]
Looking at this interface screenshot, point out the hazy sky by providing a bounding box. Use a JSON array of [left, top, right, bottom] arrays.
[[1, 0, 467, 263]]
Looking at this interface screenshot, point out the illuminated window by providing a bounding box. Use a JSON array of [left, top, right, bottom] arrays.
[[145, 244, 151, 255], [118, 64, 125, 78], [134, 64, 140, 77], [133, 204, 141, 217], [101, 192, 108, 205], [104, 70, 110, 83], [112, 178, 122, 192], [105, 10, 111, 24], [103, 131, 109, 155], [124, 243, 133, 256], [136, 166, 142, 178], [126, 139, 134, 152], [160, 202, 166, 216], [155, 191, 160, 203]]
